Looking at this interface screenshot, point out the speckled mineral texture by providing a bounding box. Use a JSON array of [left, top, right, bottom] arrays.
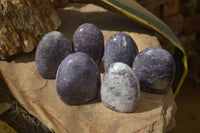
[[101, 62, 140, 113], [72, 23, 104, 65], [132, 47, 175, 94], [56, 52, 101, 105], [35, 31, 71, 79], [104, 33, 138, 71]]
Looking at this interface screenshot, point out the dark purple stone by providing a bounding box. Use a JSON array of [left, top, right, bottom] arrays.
[[56, 52, 101, 105], [132, 47, 176, 94], [72, 23, 104, 65], [35, 31, 71, 79], [104, 33, 138, 71]]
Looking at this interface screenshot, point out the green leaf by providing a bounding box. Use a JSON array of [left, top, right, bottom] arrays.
[[0, 120, 17, 133], [95, 0, 188, 96]]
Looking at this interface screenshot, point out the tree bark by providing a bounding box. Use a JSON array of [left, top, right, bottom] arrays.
[[0, 0, 61, 60]]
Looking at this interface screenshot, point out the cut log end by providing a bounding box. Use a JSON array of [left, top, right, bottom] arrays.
[[0, 0, 61, 60]]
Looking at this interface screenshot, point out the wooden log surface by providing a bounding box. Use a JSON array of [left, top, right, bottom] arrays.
[[0, 0, 61, 60], [0, 3, 177, 133]]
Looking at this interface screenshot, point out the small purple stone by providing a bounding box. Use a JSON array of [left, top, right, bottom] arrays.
[[72, 23, 104, 65], [132, 47, 176, 94], [104, 33, 139, 71], [35, 31, 71, 79], [56, 52, 101, 105]]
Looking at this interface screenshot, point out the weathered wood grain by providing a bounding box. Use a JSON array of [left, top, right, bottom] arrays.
[[0, 0, 61, 60]]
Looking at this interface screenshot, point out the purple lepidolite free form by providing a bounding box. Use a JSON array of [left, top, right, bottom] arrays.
[[132, 47, 176, 94], [101, 62, 140, 113], [72, 23, 104, 65], [35, 31, 71, 79], [56, 52, 101, 105], [104, 33, 139, 71]]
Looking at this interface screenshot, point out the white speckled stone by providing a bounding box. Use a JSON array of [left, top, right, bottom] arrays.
[[101, 62, 140, 113]]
